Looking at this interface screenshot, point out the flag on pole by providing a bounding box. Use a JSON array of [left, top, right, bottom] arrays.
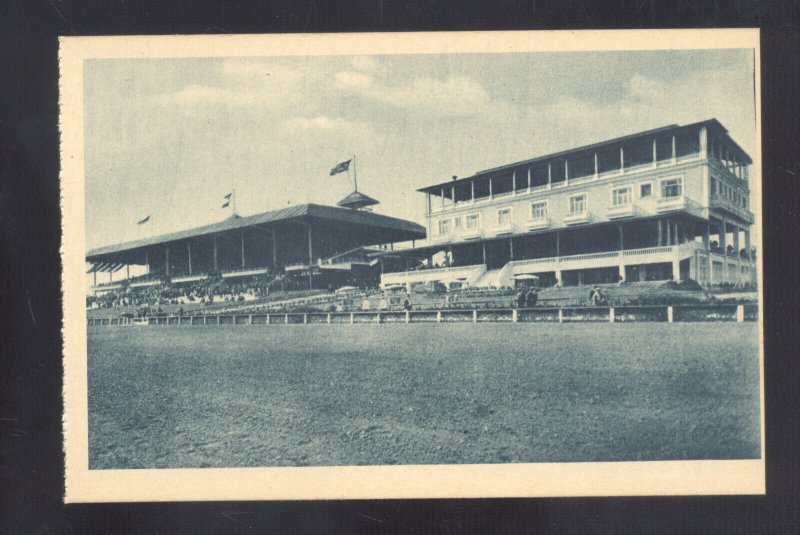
[[329, 159, 352, 176], [137, 215, 150, 225], [222, 192, 232, 208], [224, 192, 232, 199], [221, 200, 230, 208]]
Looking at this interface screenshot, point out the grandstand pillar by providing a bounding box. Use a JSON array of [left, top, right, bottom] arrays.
[[657, 219, 663, 246], [187, 241, 192, 275], [744, 229, 751, 259], [489, 177, 493, 199], [307, 226, 313, 290], [652, 138, 657, 167], [699, 126, 708, 159], [165, 247, 170, 276], [620, 146, 625, 172], [704, 222, 711, 250], [241, 231, 246, 269], [213, 234, 218, 273], [594, 152, 598, 177], [92, 269, 96, 287], [126, 264, 130, 280], [665, 219, 671, 246], [671, 135, 677, 163], [272, 230, 278, 269], [719, 217, 727, 253], [482, 241, 487, 265], [509, 237, 514, 261], [672, 255, 680, 281], [547, 163, 552, 189], [555, 231, 560, 256]]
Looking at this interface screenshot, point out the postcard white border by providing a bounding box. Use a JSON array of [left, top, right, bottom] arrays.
[[61, 29, 765, 503]]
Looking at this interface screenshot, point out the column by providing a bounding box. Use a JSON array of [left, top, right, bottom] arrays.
[[509, 237, 514, 261], [665, 219, 671, 246], [652, 138, 657, 167], [165, 247, 170, 276], [145, 250, 149, 275], [744, 229, 751, 259], [704, 222, 711, 250], [555, 231, 560, 257], [241, 231, 246, 269], [620, 147, 625, 172], [672, 254, 681, 281], [657, 219, 663, 246], [511, 171, 516, 193], [671, 135, 677, 163], [441, 188, 445, 210], [471, 180, 475, 202], [489, 177, 493, 199], [699, 126, 708, 159], [93, 269, 97, 287], [126, 264, 130, 280], [618, 223, 625, 281], [307, 226, 313, 289], [594, 153, 599, 177], [451, 185, 456, 205], [213, 234, 218, 273], [187, 241, 192, 275], [527, 168, 532, 190], [427, 193, 432, 213], [719, 217, 727, 254], [482, 241, 487, 265], [547, 163, 552, 189], [272, 229, 278, 269], [564, 160, 569, 186]]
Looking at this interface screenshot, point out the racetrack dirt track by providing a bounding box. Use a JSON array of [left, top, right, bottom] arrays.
[[87, 323, 761, 468]]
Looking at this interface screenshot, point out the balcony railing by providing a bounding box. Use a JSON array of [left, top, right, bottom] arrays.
[[710, 195, 755, 223], [656, 196, 688, 212], [491, 222, 515, 235], [563, 211, 591, 225], [525, 217, 551, 230], [607, 203, 636, 219]]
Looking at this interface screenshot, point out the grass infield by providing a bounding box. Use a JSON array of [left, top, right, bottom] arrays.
[[88, 323, 761, 468]]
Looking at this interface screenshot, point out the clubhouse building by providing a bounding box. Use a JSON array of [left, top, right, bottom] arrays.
[[381, 119, 756, 290]]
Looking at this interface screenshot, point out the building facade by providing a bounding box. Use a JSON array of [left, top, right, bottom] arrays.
[[382, 119, 756, 289]]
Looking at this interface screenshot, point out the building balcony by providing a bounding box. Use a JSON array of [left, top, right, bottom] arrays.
[[525, 217, 552, 231], [460, 227, 483, 240], [710, 195, 755, 224], [656, 196, 688, 213], [563, 211, 591, 225], [491, 222, 515, 235], [607, 203, 636, 219]]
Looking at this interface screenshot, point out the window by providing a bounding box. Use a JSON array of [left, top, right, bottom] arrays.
[[640, 183, 652, 198], [437, 219, 450, 236], [569, 194, 587, 214], [612, 186, 632, 206], [530, 201, 548, 219], [466, 213, 480, 229], [661, 178, 682, 198], [497, 207, 512, 225]]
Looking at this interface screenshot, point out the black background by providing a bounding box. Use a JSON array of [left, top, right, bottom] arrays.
[[1, 1, 798, 533]]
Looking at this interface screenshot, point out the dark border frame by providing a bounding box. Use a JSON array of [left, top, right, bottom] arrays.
[[1, 1, 798, 532]]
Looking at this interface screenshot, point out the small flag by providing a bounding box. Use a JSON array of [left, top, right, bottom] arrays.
[[224, 192, 232, 199], [222, 201, 230, 208], [330, 159, 352, 176], [137, 215, 150, 225]]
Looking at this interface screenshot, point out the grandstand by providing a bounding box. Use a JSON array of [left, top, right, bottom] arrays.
[[86, 203, 425, 316]]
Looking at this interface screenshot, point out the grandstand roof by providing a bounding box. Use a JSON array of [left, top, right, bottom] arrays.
[[86, 203, 425, 261], [419, 118, 753, 194]]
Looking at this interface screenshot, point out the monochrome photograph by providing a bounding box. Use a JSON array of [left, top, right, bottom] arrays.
[[60, 30, 764, 501]]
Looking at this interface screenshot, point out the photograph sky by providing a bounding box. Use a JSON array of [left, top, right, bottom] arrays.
[[84, 48, 756, 251]]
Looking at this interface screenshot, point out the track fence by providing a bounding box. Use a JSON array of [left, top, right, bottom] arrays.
[[88, 304, 757, 327]]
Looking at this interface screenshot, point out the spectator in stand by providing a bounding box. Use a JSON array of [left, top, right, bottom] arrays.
[[526, 288, 538, 308], [403, 295, 412, 311], [362, 297, 371, 311], [516, 290, 526, 309], [379, 294, 389, 311]]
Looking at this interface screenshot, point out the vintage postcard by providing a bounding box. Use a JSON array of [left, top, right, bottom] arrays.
[[61, 30, 764, 502]]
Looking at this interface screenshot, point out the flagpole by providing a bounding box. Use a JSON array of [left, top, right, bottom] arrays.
[[233, 188, 236, 216], [353, 154, 358, 191]]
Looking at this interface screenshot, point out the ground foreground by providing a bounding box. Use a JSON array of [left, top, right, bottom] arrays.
[[88, 323, 761, 468]]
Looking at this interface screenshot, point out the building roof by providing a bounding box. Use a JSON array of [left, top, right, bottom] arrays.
[[419, 119, 753, 194], [86, 203, 425, 260], [337, 190, 380, 209]]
